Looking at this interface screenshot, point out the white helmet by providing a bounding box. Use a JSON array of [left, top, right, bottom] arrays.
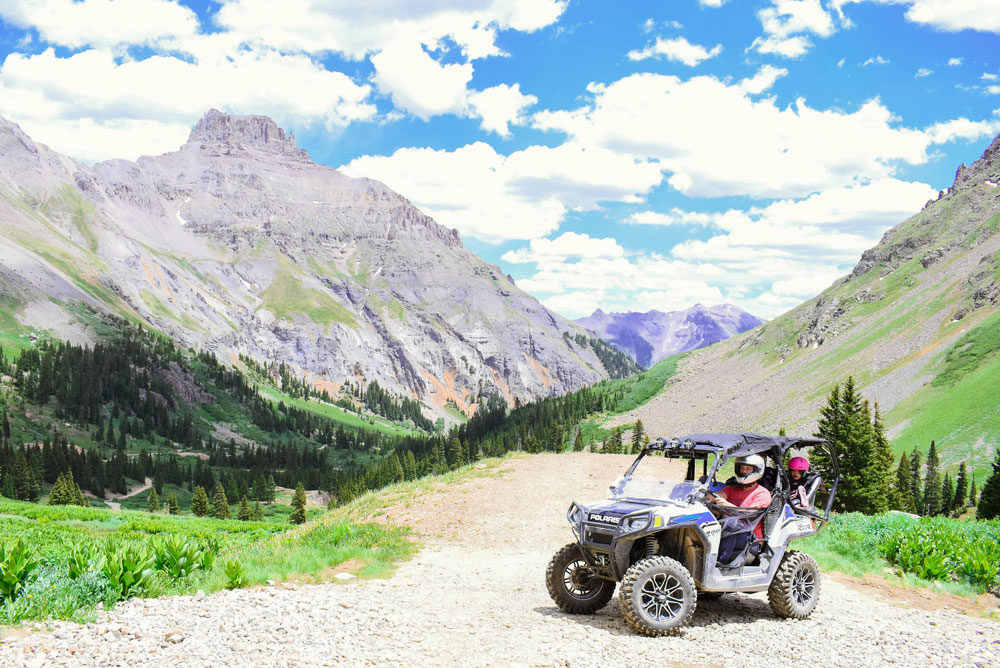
[[733, 454, 766, 485]]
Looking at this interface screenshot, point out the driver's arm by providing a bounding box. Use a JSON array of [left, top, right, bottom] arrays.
[[706, 490, 733, 506]]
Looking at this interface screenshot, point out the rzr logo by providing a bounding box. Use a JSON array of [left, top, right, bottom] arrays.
[[588, 513, 621, 524]]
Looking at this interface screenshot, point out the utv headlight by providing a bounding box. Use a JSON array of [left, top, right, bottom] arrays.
[[567, 503, 585, 526], [618, 512, 651, 534]]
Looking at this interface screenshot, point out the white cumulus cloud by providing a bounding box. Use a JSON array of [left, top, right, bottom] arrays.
[[628, 36, 723, 67], [466, 84, 538, 137], [750, 0, 837, 59], [339, 141, 663, 242], [0, 0, 199, 49], [833, 0, 1000, 35], [532, 72, 932, 199], [0, 46, 376, 162]]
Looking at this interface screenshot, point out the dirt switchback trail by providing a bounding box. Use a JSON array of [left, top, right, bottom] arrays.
[[2, 454, 998, 668]]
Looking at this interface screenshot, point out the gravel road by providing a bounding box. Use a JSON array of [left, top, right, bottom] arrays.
[[3, 454, 998, 668]]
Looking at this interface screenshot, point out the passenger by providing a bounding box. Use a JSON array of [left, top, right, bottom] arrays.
[[706, 454, 772, 565], [787, 456, 818, 509]]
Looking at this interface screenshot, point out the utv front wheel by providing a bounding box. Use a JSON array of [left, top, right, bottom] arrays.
[[768, 550, 820, 619], [620, 556, 696, 636], [546, 543, 615, 614]]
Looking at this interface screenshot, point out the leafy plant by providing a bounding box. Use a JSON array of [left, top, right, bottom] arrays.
[[0, 539, 40, 601], [152, 536, 203, 580], [200, 537, 220, 571], [100, 545, 155, 601], [67, 544, 93, 580], [958, 542, 1000, 589], [224, 559, 245, 589]]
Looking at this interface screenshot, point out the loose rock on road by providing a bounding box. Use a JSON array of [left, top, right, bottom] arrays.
[[2, 454, 998, 667]]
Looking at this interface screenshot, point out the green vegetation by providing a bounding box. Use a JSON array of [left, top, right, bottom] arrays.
[[889, 316, 1000, 480], [932, 309, 1000, 388], [259, 270, 357, 329], [0, 496, 412, 624], [799, 513, 1000, 596], [565, 331, 644, 379]]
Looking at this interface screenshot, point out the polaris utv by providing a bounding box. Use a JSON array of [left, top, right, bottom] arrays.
[[546, 433, 839, 636]]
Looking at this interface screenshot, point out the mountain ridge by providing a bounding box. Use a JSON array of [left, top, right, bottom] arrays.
[[575, 303, 765, 367], [0, 110, 621, 423], [607, 130, 1000, 479]]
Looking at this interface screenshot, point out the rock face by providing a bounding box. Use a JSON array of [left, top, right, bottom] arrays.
[[575, 304, 765, 367], [0, 111, 609, 420], [609, 130, 1000, 480]]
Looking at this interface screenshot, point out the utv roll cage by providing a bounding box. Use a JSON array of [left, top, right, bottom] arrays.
[[622, 433, 840, 525]]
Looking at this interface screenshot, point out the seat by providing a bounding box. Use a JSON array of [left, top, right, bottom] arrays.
[[790, 472, 822, 513]]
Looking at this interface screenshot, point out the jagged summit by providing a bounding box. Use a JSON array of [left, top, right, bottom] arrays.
[[576, 303, 764, 367], [186, 109, 309, 160]]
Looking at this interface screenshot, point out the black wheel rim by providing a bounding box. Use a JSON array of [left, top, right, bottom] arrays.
[[639, 572, 686, 621], [791, 565, 815, 606], [563, 558, 601, 599]]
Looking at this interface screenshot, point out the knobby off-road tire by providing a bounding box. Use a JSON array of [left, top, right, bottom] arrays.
[[545, 543, 615, 614], [619, 556, 697, 636], [768, 550, 821, 619]]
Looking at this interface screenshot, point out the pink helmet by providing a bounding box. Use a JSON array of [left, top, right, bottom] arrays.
[[788, 456, 809, 471]]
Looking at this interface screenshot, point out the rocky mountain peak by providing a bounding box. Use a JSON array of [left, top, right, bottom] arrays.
[[186, 109, 309, 160]]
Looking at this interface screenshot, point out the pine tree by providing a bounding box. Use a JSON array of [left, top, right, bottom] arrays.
[[940, 473, 954, 516], [252, 476, 266, 502], [446, 437, 465, 469], [816, 379, 881, 513], [893, 453, 915, 512], [73, 479, 87, 507], [48, 472, 70, 505], [191, 485, 210, 516], [290, 482, 307, 525], [909, 449, 923, 514], [212, 482, 230, 519], [813, 383, 845, 485], [13, 450, 39, 502], [923, 441, 942, 516], [968, 473, 977, 507], [265, 475, 276, 504], [167, 492, 179, 515], [868, 403, 894, 514], [573, 430, 584, 452], [146, 487, 160, 513], [225, 477, 239, 504], [953, 462, 968, 514], [976, 447, 1000, 520], [631, 420, 644, 454], [252, 500, 263, 521], [430, 440, 446, 474], [403, 451, 416, 480], [238, 495, 251, 521]]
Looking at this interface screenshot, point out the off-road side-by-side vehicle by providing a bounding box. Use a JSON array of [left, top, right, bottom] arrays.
[[546, 433, 840, 636]]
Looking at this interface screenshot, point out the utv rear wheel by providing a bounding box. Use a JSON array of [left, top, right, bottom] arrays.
[[768, 550, 820, 619], [620, 556, 696, 636], [546, 543, 615, 614]]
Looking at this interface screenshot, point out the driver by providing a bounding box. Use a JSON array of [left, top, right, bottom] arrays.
[[705, 454, 772, 565]]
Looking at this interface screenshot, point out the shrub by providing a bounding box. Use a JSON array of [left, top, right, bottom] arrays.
[[224, 559, 245, 589], [152, 536, 204, 580], [100, 544, 155, 601], [0, 538, 40, 601]]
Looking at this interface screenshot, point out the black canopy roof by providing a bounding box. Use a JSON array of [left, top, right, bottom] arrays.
[[655, 433, 830, 459]]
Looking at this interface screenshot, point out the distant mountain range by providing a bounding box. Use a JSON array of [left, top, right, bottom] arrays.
[[0, 110, 634, 422], [575, 304, 765, 367], [612, 130, 1000, 480]]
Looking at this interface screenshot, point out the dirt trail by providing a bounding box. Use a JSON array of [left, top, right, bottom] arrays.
[[1, 455, 997, 668], [102, 477, 153, 511]]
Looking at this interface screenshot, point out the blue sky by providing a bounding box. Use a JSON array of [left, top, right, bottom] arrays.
[[1, 1, 998, 320]]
